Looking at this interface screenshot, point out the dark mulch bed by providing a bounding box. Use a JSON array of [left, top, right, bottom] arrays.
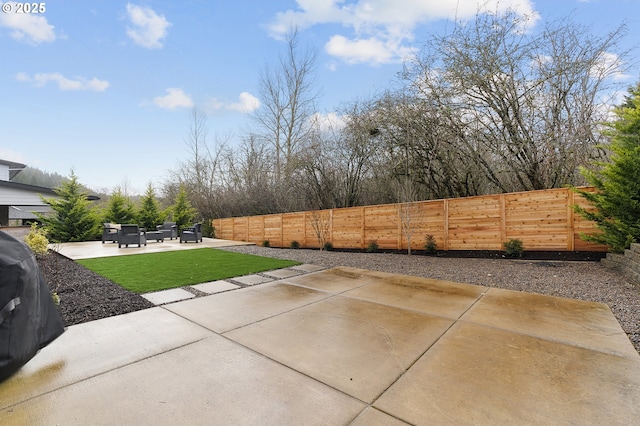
[[37, 251, 154, 326]]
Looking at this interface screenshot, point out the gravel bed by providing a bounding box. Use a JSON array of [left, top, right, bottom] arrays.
[[35, 246, 640, 354]]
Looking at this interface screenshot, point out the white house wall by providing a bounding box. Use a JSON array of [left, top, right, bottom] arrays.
[[0, 164, 9, 181], [0, 185, 50, 205]]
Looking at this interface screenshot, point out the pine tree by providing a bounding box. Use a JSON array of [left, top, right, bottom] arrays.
[[39, 171, 100, 242], [171, 185, 197, 231], [103, 188, 137, 224], [138, 183, 165, 230], [575, 83, 640, 253]]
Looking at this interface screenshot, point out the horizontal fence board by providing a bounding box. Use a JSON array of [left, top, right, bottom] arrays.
[[212, 187, 608, 252], [282, 212, 305, 247]]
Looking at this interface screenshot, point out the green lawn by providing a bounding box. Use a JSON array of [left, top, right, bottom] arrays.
[[77, 248, 300, 293]]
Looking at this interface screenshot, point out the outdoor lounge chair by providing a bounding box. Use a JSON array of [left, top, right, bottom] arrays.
[[118, 224, 147, 248], [180, 223, 202, 243], [102, 223, 120, 243], [156, 221, 178, 240]]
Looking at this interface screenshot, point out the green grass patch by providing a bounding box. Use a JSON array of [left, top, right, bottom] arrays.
[[77, 248, 300, 293]]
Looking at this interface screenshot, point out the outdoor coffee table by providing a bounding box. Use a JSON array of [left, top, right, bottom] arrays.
[[145, 231, 164, 242]]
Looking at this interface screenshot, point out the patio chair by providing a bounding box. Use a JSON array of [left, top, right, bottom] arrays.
[[102, 223, 120, 244], [180, 223, 202, 243], [118, 224, 147, 248], [156, 221, 178, 240]]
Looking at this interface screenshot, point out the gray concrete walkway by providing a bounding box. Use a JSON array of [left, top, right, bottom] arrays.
[[1, 240, 639, 424]]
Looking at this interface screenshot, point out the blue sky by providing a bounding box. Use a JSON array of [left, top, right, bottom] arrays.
[[1, 0, 639, 194]]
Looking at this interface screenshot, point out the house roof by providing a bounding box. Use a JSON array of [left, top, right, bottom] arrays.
[[0, 180, 57, 196], [0, 159, 27, 181]]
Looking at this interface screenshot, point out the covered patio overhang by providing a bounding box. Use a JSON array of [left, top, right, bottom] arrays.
[[0, 180, 58, 226]]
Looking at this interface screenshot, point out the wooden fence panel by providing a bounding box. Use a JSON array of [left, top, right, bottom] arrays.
[[505, 189, 569, 250], [398, 200, 447, 251], [331, 207, 362, 249], [263, 214, 283, 247], [422, 200, 447, 250], [232, 217, 248, 242], [282, 212, 305, 247], [212, 218, 232, 240], [247, 216, 264, 244], [212, 187, 608, 252], [364, 204, 398, 249], [305, 210, 331, 248], [447, 195, 503, 250]]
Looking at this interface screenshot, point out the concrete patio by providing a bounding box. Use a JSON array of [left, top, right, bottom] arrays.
[[1, 238, 639, 424]]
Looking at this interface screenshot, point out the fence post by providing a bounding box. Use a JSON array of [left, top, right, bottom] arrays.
[[303, 211, 307, 248], [329, 209, 334, 245], [360, 206, 365, 249], [567, 189, 575, 251], [500, 194, 507, 244], [443, 199, 449, 251]]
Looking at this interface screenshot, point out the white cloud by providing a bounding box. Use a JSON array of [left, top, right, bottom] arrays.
[[312, 111, 347, 133], [325, 35, 415, 66], [16, 72, 110, 91], [153, 88, 193, 109], [206, 92, 261, 114], [268, 0, 539, 66], [125, 3, 171, 49], [0, 3, 55, 44], [229, 92, 261, 113]]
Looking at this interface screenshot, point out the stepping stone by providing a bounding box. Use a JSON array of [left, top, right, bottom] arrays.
[[192, 280, 240, 294], [142, 288, 195, 305], [262, 269, 301, 279], [292, 264, 325, 273], [233, 274, 274, 286]]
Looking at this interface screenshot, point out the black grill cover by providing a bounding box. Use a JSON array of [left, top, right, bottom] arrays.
[[0, 231, 65, 382]]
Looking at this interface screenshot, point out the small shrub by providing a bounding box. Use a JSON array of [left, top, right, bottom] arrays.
[[366, 240, 379, 253], [424, 235, 437, 254], [290, 240, 300, 249], [504, 238, 524, 258], [323, 241, 333, 251], [262, 240, 270, 247], [24, 223, 49, 255], [201, 221, 215, 238]]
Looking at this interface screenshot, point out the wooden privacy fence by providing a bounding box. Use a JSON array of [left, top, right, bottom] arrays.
[[212, 187, 608, 252]]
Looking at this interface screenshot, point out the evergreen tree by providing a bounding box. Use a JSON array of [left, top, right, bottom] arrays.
[[138, 183, 165, 230], [39, 171, 100, 242], [171, 185, 197, 231], [103, 188, 137, 224], [575, 83, 640, 252]]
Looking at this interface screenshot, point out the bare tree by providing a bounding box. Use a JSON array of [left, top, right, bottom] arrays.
[[371, 91, 487, 199], [396, 177, 423, 255], [308, 210, 331, 250], [251, 28, 319, 183], [169, 107, 229, 219], [223, 135, 279, 216], [404, 10, 630, 193], [297, 99, 383, 209]]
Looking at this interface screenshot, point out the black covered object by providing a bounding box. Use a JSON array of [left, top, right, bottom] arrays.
[[0, 231, 65, 382]]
